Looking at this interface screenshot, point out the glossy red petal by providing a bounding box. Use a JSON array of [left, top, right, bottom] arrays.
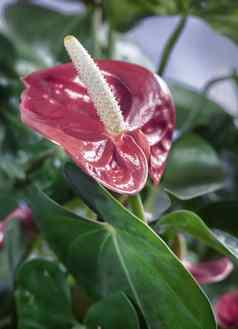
[[215, 291, 238, 328], [21, 60, 175, 193], [185, 257, 233, 284], [98, 61, 176, 184]]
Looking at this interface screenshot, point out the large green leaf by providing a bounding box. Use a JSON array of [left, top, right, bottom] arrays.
[[28, 164, 216, 329], [16, 259, 75, 329], [104, 0, 238, 45], [157, 210, 238, 260], [4, 3, 92, 71], [163, 133, 225, 199], [85, 292, 140, 329]]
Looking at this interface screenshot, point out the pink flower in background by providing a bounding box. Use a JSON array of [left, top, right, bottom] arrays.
[[20, 36, 175, 194], [215, 291, 238, 328], [0, 204, 34, 248], [185, 257, 233, 284]]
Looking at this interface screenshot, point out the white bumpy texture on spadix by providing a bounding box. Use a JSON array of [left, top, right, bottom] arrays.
[[64, 35, 126, 134]]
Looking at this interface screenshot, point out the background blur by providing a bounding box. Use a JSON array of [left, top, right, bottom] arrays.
[[0, 0, 237, 115]]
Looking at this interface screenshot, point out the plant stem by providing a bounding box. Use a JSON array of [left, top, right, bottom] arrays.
[[108, 25, 116, 59], [180, 71, 237, 136], [158, 16, 187, 76], [204, 71, 237, 93], [172, 234, 187, 259], [92, 2, 102, 57], [128, 194, 146, 222]]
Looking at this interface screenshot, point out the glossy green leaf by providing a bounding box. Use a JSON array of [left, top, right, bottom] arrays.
[[157, 210, 238, 259], [4, 3, 92, 71], [16, 259, 75, 329], [163, 133, 225, 199], [104, 0, 238, 45], [85, 292, 140, 329], [28, 164, 216, 329]]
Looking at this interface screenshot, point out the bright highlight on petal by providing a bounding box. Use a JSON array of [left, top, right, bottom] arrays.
[[20, 36, 176, 194], [64, 35, 125, 135]]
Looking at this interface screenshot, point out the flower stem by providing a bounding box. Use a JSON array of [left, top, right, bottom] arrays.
[[204, 71, 237, 93], [172, 234, 187, 260], [108, 25, 116, 59], [158, 16, 187, 76], [92, 2, 102, 58], [128, 194, 146, 222], [179, 71, 237, 136]]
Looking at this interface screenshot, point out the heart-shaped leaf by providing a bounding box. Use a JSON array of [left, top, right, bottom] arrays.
[[16, 259, 75, 329], [85, 292, 140, 329], [163, 133, 225, 199], [28, 164, 216, 329]]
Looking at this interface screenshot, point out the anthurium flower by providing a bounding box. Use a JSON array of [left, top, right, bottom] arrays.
[[215, 291, 238, 328], [20, 36, 175, 194], [0, 204, 34, 248], [184, 257, 233, 284]]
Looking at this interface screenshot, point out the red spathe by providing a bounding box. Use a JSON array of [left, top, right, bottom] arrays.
[[20, 61, 175, 194]]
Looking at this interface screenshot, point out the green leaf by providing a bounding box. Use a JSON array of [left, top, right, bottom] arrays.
[[157, 210, 238, 260], [0, 219, 30, 319], [28, 164, 216, 329], [163, 133, 225, 199], [167, 80, 226, 132], [4, 3, 92, 71], [4, 220, 29, 284], [104, 0, 238, 45], [85, 292, 140, 329], [16, 259, 75, 329]]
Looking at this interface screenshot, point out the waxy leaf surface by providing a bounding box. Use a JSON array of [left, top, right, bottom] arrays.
[[28, 164, 216, 329], [16, 259, 75, 329]]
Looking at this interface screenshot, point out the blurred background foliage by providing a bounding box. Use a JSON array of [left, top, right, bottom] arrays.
[[0, 0, 238, 328]]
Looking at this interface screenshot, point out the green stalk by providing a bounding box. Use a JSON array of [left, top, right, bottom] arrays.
[[128, 194, 146, 222], [158, 16, 187, 76], [204, 71, 237, 93], [180, 71, 237, 135], [108, 25, 116, 59]]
